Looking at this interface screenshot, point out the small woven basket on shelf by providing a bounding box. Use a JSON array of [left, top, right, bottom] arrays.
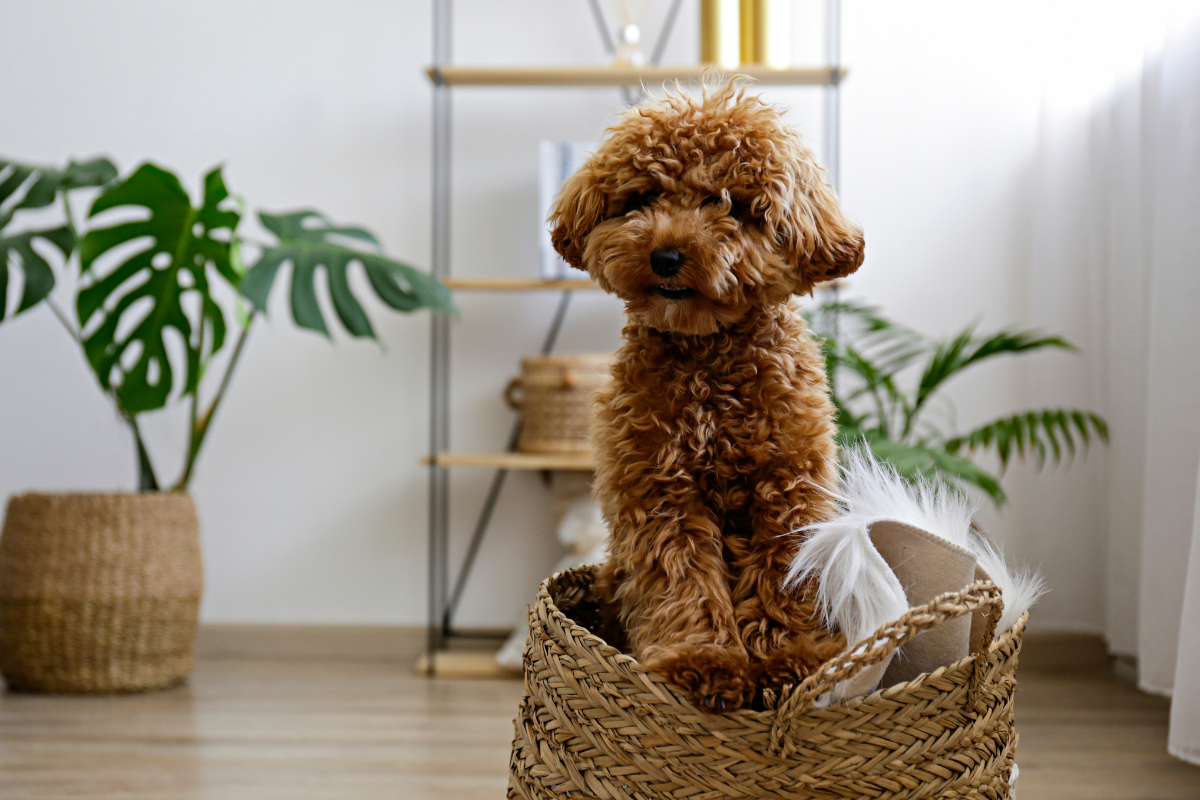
[[509, 565, 1024, 800], [0, 492, 203, 694], [505, 354, 613, 454]]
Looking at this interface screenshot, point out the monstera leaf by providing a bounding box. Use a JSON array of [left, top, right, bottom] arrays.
[[78, 164, 241, 414], [0, 157, 117, 320], [239, 211, 452, 338]]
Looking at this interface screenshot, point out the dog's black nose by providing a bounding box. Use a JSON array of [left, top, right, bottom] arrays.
[[650, 248, 684, 278]]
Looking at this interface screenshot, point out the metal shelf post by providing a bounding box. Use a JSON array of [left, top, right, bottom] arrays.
[[427, 0, 453, 670]]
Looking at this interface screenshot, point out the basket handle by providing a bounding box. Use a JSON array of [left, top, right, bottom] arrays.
[[768, 580, 1004, 757], [503, 378, 523, 409]]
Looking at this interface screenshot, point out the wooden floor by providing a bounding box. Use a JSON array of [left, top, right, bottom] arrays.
[[1, 628, 1198, 799]]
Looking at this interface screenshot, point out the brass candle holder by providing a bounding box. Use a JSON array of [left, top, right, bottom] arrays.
[[740, 0, 791, 68], [701, 0, 791, 69], [700, 0, 740, 68]]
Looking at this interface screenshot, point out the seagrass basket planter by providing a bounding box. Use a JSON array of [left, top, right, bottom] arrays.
[[0, 492, 203, 694], [509, 565, 1024, 800], [505, 354, 613, 454]]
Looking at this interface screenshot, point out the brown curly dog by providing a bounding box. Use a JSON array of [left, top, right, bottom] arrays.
[[549, 80, 865, 712]]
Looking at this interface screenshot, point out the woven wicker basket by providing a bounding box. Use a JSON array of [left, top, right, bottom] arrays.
[[0, 492, 203, 694], [505, 354, 613, 454], [509, 565, 1024, 799]]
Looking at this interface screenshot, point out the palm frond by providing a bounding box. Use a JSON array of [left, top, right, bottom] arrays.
[[815, 301, 922, 339], [831, 340, 915, 437], [914, 328, 1075, 418], [829, 391, 866, 432], [946, 408, 1109, 470], [821, 299, 1105, 508]]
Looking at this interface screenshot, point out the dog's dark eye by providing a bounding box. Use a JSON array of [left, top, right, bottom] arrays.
[[730, 198, 757, 222], [621, 192, 657, 216]]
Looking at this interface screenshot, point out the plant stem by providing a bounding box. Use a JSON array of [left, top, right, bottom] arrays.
[[129, 414, 160, 491], [48, 280, 162, 489], [172, 311, 256, 491], [179, 307, 207, 492], [45, 298, 80, 344], [56, 189, 163, 491], [61, 191, 78, 240]]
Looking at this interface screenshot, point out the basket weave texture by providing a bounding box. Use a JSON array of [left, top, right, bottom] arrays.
[[0, 492, 203, 694], [508, 565, 1024, 800], [505, 354, 613, 454]]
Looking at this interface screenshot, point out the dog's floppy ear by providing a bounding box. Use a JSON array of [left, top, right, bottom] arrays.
[[771, 147, 865, 294], [549, 164, 608, 276]]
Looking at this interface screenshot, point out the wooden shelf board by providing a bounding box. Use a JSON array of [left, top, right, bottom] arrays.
[[427, 65, 845, 88], [423, 451, 596, 471], [414, 650, 522, 679], [443, 278, 599, 291]]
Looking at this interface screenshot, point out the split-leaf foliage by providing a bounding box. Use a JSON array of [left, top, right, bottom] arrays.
[[0, 156, 452, 491], [1, 158, 117, 320]]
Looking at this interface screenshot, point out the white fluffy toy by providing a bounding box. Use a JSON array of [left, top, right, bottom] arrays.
[[787, 446, 1045, 700]]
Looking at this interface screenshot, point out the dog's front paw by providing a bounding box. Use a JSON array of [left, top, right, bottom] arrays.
[[752, 632, 844, 696], [643, 643, 752, 712]]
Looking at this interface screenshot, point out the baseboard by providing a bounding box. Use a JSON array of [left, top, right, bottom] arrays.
[[197, 625, 1120, 678], [414, 650, 523, 678], [195, 624, 516, 664], [1111, 654, 1139, 684], [1018, 631, 1110, 673], [195, 624, 427, 663]]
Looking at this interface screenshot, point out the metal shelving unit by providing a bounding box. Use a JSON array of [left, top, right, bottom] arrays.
[[423, 0, 845, 674]]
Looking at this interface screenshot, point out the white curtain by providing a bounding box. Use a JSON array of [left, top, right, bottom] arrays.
[[1173, 477, 1200, 763], [1027, 2, 1200, 765]]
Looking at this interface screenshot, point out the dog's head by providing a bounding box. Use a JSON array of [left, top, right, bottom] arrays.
[[550, 81, 864, 335]]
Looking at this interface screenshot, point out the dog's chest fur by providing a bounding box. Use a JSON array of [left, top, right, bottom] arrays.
[[597, 305, 834, 532]]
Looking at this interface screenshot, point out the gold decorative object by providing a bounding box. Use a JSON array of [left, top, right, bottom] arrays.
[[700, 0, 740, 67], [739, 0, 792, 68]]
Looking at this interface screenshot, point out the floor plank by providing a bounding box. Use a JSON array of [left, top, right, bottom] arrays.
[[1, 628, 1197, 798], [1014, 633, 1200, 799], [1, 658, 522, 800]]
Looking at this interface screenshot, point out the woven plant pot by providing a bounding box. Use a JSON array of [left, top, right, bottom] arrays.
[[0, 492, 203, 694], [504, 354, 613, 454], [509, 565, 1024, 800]]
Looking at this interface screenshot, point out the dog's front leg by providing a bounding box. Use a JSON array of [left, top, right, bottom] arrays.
[[734, 473, 844, 695], [604, 500, 751, 712]]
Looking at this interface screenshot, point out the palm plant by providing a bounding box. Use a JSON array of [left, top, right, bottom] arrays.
[[806, 301, 1108, 505], [1, 156, 452, 491]]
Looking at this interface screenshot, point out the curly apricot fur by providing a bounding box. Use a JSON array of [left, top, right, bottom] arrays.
[[550, 79, 864, 711]]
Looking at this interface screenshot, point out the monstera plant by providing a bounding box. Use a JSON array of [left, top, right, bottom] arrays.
[[0, 156, 450, 694], [808, 301, 1108, 505], [1, 156, 451, 491]]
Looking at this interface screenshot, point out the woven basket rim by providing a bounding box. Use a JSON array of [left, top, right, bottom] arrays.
[[537, 564, 1028, 721]]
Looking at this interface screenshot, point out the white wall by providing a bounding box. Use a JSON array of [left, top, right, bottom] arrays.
[[0, 1, 1105, 630]]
